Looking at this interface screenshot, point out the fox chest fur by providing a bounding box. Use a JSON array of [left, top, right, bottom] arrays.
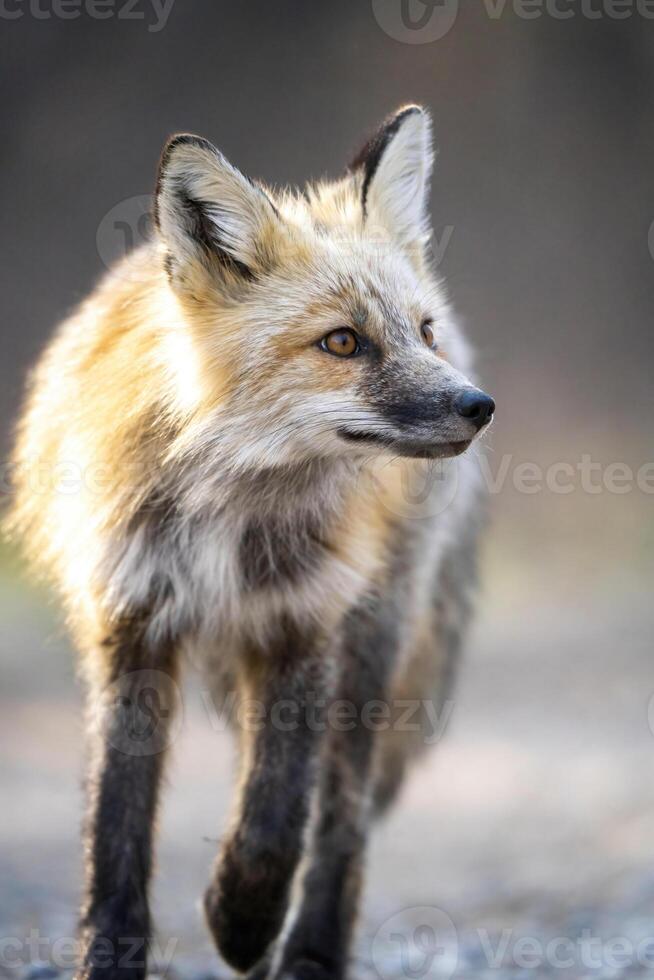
[[100, 442, 476, 661]]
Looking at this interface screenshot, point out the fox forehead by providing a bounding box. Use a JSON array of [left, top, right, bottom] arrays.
[[240, 223, 445, 350]]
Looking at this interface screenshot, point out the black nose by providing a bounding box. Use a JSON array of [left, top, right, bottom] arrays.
[[454, 389, 495, 429]]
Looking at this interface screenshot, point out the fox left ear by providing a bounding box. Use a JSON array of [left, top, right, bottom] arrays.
[[350, 105, 434, 249], [155, 133, 281, 286]]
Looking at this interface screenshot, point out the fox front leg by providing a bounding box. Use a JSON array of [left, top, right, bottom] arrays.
[[204, 619, 336, 974], [76, 625, 180, 980], [271, 588, 401, 980]]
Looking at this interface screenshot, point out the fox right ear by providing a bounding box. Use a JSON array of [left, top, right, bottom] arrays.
[[350, 106, 434, 251], [155, 134, 280, 285]]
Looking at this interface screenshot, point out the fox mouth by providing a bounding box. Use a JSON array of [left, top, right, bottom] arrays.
[[338, 428, 472, 459]]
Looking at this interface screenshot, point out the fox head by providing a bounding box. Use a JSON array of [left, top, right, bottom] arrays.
[[155, 106, 494, 469]]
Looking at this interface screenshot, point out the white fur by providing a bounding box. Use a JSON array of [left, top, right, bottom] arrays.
[[366, 107, 434, 249]]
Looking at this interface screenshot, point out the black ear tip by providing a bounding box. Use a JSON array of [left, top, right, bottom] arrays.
[[386, 104, 431, 131], [155, 134, 220, 230], [349, 104, 430, 172], [159, 133, 217, 171], [391, 104, 433, 132], [395, 103, 426, 118]]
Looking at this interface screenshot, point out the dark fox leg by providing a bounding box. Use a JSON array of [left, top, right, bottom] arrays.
[[271, 594, 400, 980], [204, 619, 334, 974], [76, 623, 179, 980]]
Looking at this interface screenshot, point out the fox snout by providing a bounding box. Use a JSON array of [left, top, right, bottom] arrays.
[[453, 388, 495, 431], [405, 385, 495, 457], [340, 366, 495, 459]]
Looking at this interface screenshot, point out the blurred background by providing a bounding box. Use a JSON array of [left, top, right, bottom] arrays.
[[1, 3, 653, 978]]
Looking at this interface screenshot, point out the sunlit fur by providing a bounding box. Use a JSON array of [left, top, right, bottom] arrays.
[[8, 108, 484, 653], [6, 106, 491, 978]]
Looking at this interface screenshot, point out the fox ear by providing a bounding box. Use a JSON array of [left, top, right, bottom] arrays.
[[155, 134, 279, 284], [350, 106, 434, 248]]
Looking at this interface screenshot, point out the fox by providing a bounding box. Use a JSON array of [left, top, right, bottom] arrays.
[[6, 105, 494, 980]]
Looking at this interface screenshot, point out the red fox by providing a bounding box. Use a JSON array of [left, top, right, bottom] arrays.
[[6, 106, 494, 980]]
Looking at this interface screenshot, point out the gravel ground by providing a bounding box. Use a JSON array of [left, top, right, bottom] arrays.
[[8, 879, 654, 980], [2, 560, 653, 980]]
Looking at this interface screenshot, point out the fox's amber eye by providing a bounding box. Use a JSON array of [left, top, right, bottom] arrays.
[[421, 319, 437, 349], [321, 329, 360, 358]]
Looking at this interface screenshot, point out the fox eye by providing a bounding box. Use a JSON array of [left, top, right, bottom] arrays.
[[421, 319, 437, 350], [320, 329, 361, 358]]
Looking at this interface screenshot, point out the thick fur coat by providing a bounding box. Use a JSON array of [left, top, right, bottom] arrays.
[[6, 106, 493, 980]]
